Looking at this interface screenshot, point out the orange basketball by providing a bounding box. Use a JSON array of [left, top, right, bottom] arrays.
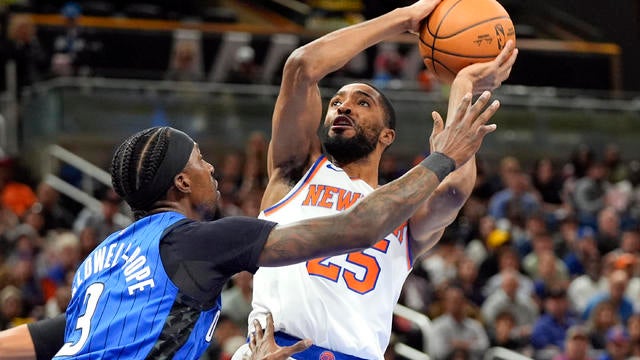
[[418, 0, 516, 84]]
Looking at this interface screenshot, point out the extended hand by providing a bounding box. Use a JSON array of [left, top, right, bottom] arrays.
[[430, 91, 499, 168], [457, 40, 518, 94], [405, 0, 442, 33], [248, 313, 311, 360]]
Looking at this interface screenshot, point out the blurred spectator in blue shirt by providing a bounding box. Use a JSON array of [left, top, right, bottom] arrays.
[[531, 286, 579, 360]]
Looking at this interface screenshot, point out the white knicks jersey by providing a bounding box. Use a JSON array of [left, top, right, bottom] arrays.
[[250, 155, 413, 360]]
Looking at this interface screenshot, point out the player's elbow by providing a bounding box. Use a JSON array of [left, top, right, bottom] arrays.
[[284, 47, 321, 83]]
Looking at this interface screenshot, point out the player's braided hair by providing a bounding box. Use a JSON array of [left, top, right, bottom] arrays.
[[111, 127, 170, 219]]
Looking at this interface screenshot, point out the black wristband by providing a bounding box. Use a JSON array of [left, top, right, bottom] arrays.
[[420, 152, 456, 182]]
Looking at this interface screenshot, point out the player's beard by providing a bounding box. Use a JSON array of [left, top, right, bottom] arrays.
[[320, 124, 379, 166]]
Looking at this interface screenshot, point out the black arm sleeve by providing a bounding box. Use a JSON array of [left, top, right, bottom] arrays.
[[27, 314, 66, 360], [160, 216, 276, 306]]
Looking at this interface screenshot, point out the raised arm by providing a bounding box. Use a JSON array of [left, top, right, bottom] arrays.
[[407, 40, 518, 257], [259, 89, 499, 266], [264, 0, 442, 207]]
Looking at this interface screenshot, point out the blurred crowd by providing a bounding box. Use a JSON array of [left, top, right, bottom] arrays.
[[1, 4, 640, 360], [0, 3, 437, 100], [0, 122, 638, 360], [393, 144, 640, 360]]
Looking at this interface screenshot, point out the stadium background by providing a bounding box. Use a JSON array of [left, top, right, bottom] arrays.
[[0, 1, 639, 359]]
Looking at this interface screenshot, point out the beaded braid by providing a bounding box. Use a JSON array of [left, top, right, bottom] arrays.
[[110, 127, 171, 219]]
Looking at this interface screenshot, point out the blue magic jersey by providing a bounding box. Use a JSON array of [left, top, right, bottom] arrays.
[[54, 211, 221, 360]]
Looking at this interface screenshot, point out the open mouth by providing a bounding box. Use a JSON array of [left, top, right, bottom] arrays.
[[331, 115, 354, 130]]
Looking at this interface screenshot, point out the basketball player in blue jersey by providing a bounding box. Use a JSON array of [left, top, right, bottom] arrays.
[[3, 84, 499, 360], [231, 0, 518, 359]]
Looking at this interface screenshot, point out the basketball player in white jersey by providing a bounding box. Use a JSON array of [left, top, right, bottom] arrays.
[[232, 1, 519, 359]]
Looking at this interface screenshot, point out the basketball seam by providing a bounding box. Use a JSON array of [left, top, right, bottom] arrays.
[[431, 57, 456, 78], [427, 0, 465, 37], [429, 0, 465, 79], [418, 42, 504, 59], [434, 16, 511, 39]]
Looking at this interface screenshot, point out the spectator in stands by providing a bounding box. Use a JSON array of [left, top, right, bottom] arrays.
[[617, 229, 640, 255], [44, 284, 71, 319], [603, 144, 627, 185], [221, 271, 254, 335], [427, 286, 489, 360], [485, 156, 522, 198], [228, 45, 259, 84], [570, 144, 596, 180], [583, 269, 634, 324], [77, 225, 99, 259], [8, 256, 43, 319], [627, 313, 640, 358], [531, 286, 579, 360], [625, 160, 640, 222], [488, 310, 533, 355], [237, 131, 269, 201], [585, 300, 621, 351], [0, 158, 37, 221], [534, 250, 572, 299], [553, 325, 594, 360], [372, 42, 405, 89], [398, 268, 436, 316], [563, 226, 600, 278], [531, 157, 565, 214], [4, 14, 48, 96], [421, 232, 462, 288], [211, 313, 245, 360], [568, 255, 606, 315], [555, 214, 580, 261], [0, 285, 28, 330], [41, 231, 81, 292], [476, 224, 512, 286], [598, 325, 631, 360], [51, 2, 87, 77], [595, 207, 622, 255], [571, 161, 609, 227], [73, 187, 128, 241], [464, 215, 499, 270], [482, 245, 534, 299], [35, 182, 75, 234], [481, 268, 538, 336], [523, 232, 569, 282], [454, 256, 484, 307], [5, 223, 39, 261], [510, 212, 547, 259], [488, 169, 541, 225], [165, 36, 204, 82], [470, 157, 498, 202], [608, 251, 640, 311]]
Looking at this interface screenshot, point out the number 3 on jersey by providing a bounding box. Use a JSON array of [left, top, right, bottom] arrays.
[[55, 282, 105, 357], [306, 239, 389, 294]]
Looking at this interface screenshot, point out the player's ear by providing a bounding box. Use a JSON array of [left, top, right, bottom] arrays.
[[173, 172, 191, 193], [380, 128, 395, 147]]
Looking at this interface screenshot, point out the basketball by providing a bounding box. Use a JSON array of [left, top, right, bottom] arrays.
[[418, 0, 516, 84]]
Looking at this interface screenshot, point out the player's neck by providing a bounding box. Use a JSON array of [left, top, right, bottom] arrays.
[[337, 155, 380, 188]]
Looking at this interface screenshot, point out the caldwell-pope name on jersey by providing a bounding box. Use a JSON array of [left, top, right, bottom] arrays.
[[72, 240, 154, 297]]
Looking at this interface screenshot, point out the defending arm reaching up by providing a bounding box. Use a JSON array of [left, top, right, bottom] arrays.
[[259, 90, 500, 266]]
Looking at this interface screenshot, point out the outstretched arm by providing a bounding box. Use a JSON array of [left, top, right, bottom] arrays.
[[263, 0, 442, 209], [0, 314, 67, 360], [0, 325, 36, 360], [259, 90, 500, 266], [408, 40, 518, 257]]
